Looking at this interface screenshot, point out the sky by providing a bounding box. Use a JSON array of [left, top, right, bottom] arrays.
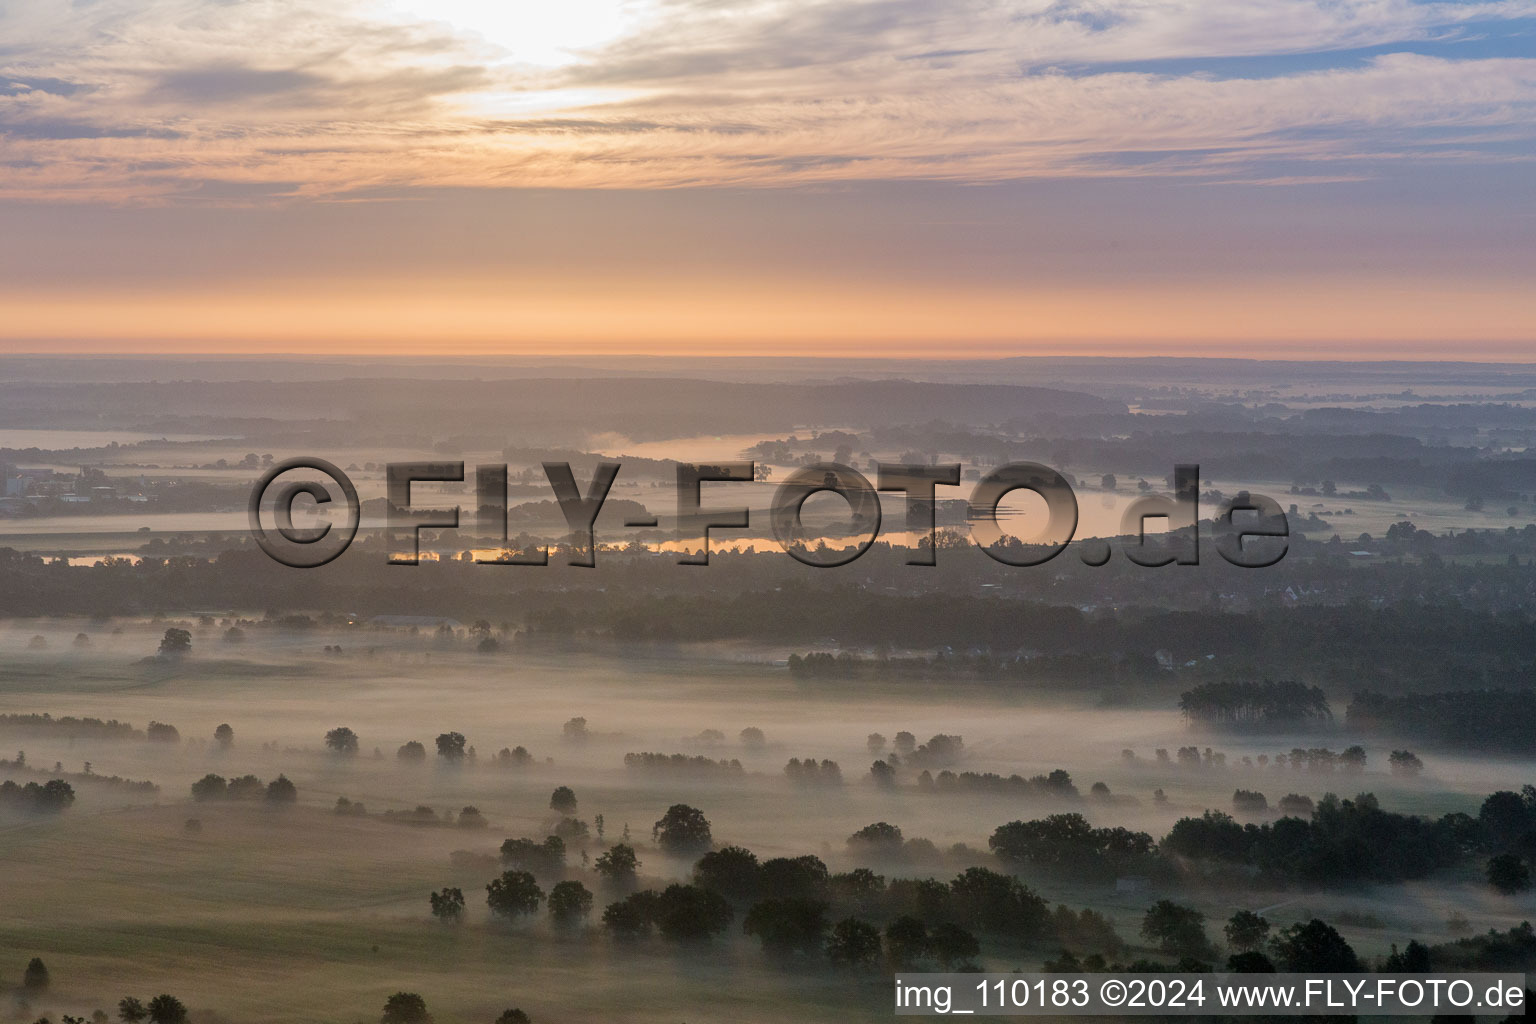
[[0, 0, 1533, 357]]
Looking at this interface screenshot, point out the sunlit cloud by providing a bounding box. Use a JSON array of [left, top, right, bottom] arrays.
[[2, 0, 1534, 201]]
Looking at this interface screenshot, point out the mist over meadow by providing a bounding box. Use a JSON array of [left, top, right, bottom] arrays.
[[2, 357, 1534, 1023]]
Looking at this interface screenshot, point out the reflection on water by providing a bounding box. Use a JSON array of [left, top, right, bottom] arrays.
[[0, 428, 230, 449]]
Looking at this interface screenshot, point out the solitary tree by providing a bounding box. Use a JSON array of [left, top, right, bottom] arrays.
[[146, 994, 188, 1024], [158, 628, 192, 656], [429, 887, 466, 922], [265, 774, 297, 803], [549, 786, 577, 814], [847, 822, 904, 853], [325, 727, 359, 755], [486, 870, 544, 920], [494, 1011, 530, 1024], [213, 724, 234, 749], [380, 992, 432, 1024], [117, 997, 148, 1022], [435, 732, 467, 760], [653, 804, 712, 855], [548, 880, 595, 924], [1389, 750, 1425, 777], [22, 956, 49, 993], [397, 741, 427, 762]]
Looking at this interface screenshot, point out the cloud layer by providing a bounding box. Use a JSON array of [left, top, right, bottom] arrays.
[[2, 0, 1535, 201]]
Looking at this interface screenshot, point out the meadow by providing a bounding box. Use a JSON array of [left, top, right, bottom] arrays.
[[2, 618, 1531, 1022]]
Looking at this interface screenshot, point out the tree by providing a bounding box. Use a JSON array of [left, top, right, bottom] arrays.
[[325, 727, 359, 755], [759, 855, 830, 902], [602, 890, 659, 938], [1270, 919, 1359, 972], [1226, 951, 1276, 972], [146, 995, 187, 1024], [1141, 900, 1214, 960], [743, 898, 829, 957], [949, 867, 1049, 941], [435, 732, 466, 760], [1389, 750, 1424, 777], [380, 992, 432, 1024], [894, 731, 917, 754], [826, 917, 883, 967], [990, 813, 1153, 875], [265, 774, 297, 803], [23, 957, 49, 993], [548, 880, 595, 924], [549, 786, 577, 814], [117, 997, 148, 1023], [429, 887, 465, 922], [830, 868, 886, 910], [929, 922, 980, 969], [848, 821, 904, 853], [213, 724, 234, 749], [1225, 910, 1271, 952], [739, 727, 766, 749], [867, 733, 887, 755], [225, 774, 263, 799], [397, 741, 426, 762], [158, 628, 191, 656], [653, 804, 712, 855], [653, 884, 733, 941], [1487, 854, 1531, 894], [1383, 940, 1432, 972], [884, 916, 929, 968], [501, 836, 565, 877], [693, 845, 760, 903], [494, 1011, 530, 1024], [146, 721, 180, 743], [1480, 791, 1532, 850], [594, 843, 639, 885], [486, 870, 543, 919], [190, 773, 227, 801]]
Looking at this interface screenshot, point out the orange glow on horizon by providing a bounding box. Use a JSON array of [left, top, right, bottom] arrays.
[[0, 272, 1532, 360]]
